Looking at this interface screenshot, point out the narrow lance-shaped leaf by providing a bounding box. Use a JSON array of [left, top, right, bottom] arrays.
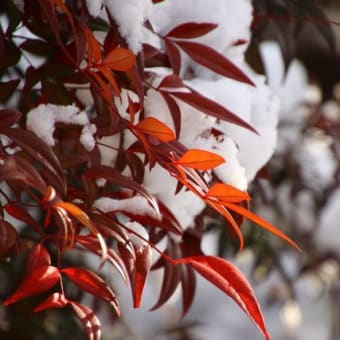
[[175, 149, 225, 170], [222, 202, 301, 251], [166, 22, 218, 39], [133, 243, 152, 308], [3, 265, 60, 306], [174, 256, 270, 340], [164, 38, 181, 75], [174, 40, 255, 86], [61, 267, 120, 315], [134, 117, 176, 142]]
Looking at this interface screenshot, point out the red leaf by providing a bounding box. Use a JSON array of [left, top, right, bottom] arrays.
[[166, 22, 218, 39], [5, 203, 41, 233], [134, 117, 176, 142], [26, 244, 51, 274], [222, 202, 301, 251], [160, 92, 181, 138], [205, 183, 251, 203], [0, 79, 20, 103], [175, 256, 270, 340], [0, 218, 17, 256], [180, 264, 196, 318], [175, 149, 225, 170], [175, 40, 255, 86], [62, 267, 120, 315], [0, 109, 21, 131], [133, 244, 152, 308], [101, 47, 135, 71], [70, 302, 101, 340], [164, 38, 181, 75], [34, 292, 69, 312], [157, 76, 257, 133], [3, 265, 60, 306]]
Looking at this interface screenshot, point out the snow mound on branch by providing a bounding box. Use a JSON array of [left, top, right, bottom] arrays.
[[26, 104, 96, 151]]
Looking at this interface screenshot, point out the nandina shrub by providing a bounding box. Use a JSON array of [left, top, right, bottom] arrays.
[[0, 1, 301, 339]]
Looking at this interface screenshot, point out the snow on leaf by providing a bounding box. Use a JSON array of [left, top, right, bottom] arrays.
[[175, 149, 225, 170], [3, 265, 60, 306], [101, 47, 135, 72], [134, 117, 176, 142], [61, 267, 120, 315], [174, 256, 270, 340], [205, 183, 251, 203]]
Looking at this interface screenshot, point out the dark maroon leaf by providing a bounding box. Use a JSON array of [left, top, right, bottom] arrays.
[[180, 264, 196, 318], [175, 40, 255, 86], [0, 79, 20, 103], [0, 218, 17, 256], [160, 92, 181, 138], [166, 22, 218, 39], [77, 235, 129, 283], [143, 43, 160, 61], [0, 156, 47, 193], [34, 292, 69, 312], [0, 109, 22, 131], [4, 128, 65, 194], [70, 302, 101, 340], [3, 265, 60, 306], [166, 90, 257, 134], [164, 38, 181, 75], [61, 267, 120, 315], [20, 39, 55, 56]]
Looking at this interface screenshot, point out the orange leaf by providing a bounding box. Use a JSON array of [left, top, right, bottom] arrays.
[[175, 149, 225, 170], [206, 199, 244, 250], [101, 47, 135, 71], [134, 117, 176, 142], [96, 65, 121, 97], [223, 202, 301, 251], [205, 183, 250, 203]]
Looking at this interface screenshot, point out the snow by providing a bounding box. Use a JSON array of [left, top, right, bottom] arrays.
[[93, 196, 159, 220], [125, 221, 149, 248], [295, 133, 336, 192], [315, 188, 340, 256], [26, 104, 96, 151], [105, 0, 152, 53], [85, 0, 103, 17]]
